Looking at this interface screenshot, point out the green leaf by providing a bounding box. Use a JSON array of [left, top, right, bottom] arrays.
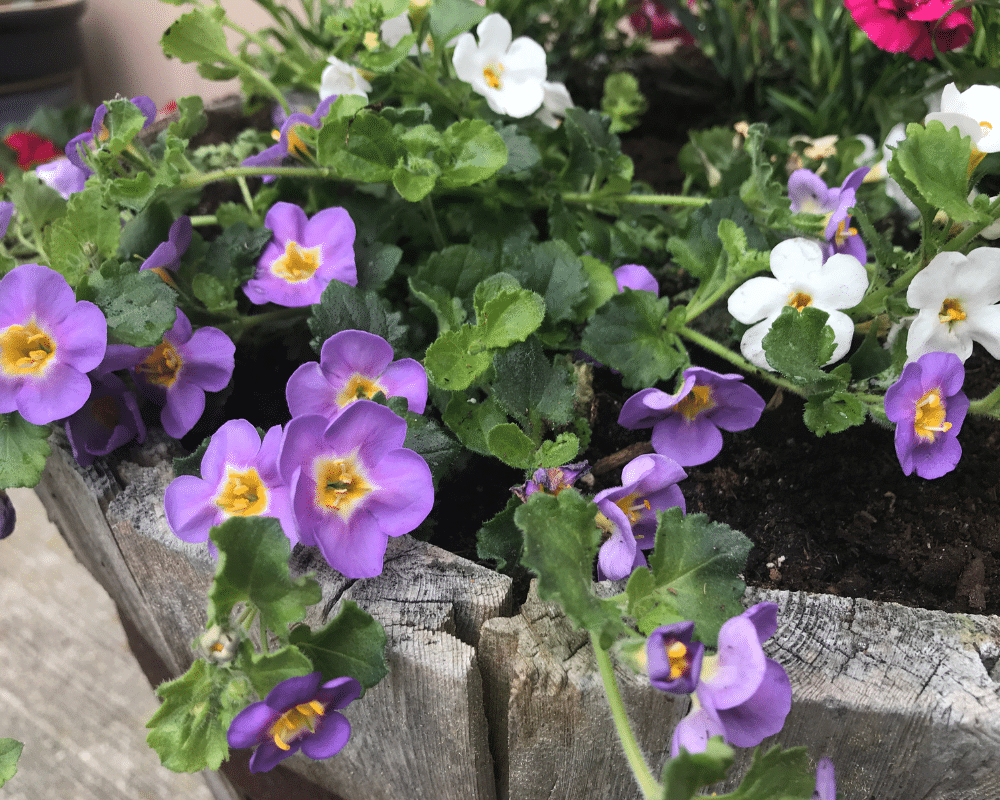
[[442, 392, 508, 455], [760, 306, 836, 384], [535, 432, 580, 469], [392, 158, 439, 201], [429, 0, 489, 46], [167, 95, 207, 139], [715, 745, 814, 800], [0, 413, 51, 488], [208, 517, 322, 643], [476, 497, 523, 572], [516, 490, 633, 649], [308, 279, 409, 356], [42, 188, 120, 285], [477, 288, 546, 350], [487, 423, 537, 469], [626, 508, 752, 647], [161, 8, 235, 71], [321, 112, 403, 183], [238, 641, 314, 699], [0, 739, 23, 788], [10, 173, 67, 236], [86, 267, 178, 347], [500, 239, 590, 326], [146, 659, 252, 773], [401, 410, 460, 488], [661, 737, 734, 800], [289, 600, 388, 692], [892, 121, 980, 223], [424, 326, 494, 390], [802, 388, 865, 436], [491, 338, 575, 429], [601, 72, 648, 134], [437, 119, 508, 188]]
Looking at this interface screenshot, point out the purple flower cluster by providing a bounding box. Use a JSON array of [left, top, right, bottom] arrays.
[[788, 167, 870, 263], [646, 602, 792, 755]]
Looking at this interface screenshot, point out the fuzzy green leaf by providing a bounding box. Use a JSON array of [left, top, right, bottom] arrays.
[[238, 642, 314, 699], [487, 423, 537, 469], [442, 393, 508, 455], [803, 390, 865, 436], [477, 288, 546, 350], [86, 267, 178, 347], [308, 279, 409, 356], [424, 326, 494, 390], [161, 8, 235, 71], [438, 119, 508, 188], [0, 413, 51, 488], [491, 338, 575, 428], [289, 600, 388, 692], [429, 0, 490, 46], [893, 121, 980, 223], [661, 737, 734, 800], [760, 306, 836, 384], [715, 745, 814, 800], [0, 739, 23, 787], [476, 497, 523, 571]]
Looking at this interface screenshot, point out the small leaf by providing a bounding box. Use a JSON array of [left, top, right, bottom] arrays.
[[803, 390, 865, 436], [442, 393, 508, 455], [87, 267, 178, 347], [761, 306, 836, 384], [0, 739, 23, 788], [478, 289, 546, 350], [476, 497, 523, 572], [661, 737, 734, 800], [715, 745, 814, 800], [0, 413, 51, 488], [893, 121, 980, 223], [237, 642, 314, 699], [487, 423, 536, 469], [289, 600, 388, 692], [308, 280, 409, 356], [424, 326, 493, 390]]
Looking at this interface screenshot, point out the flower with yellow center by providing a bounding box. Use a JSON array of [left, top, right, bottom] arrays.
[[646, 620, 703, 694], [926, 83, 1000, 155], [0, 319, 56, 376]]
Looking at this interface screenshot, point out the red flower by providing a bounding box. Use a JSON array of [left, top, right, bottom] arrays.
[[844, 0, 974, 60], [628, 0, 696, 44], [3, 131, 61, 170]]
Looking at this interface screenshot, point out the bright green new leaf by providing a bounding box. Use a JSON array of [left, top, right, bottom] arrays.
[[803, 390, 866, 436], [478, 289, 547, 350], [893, 121, 981, 224], [392, 158, 440, 201], [208, 517, 322, 642], [238, 641, 314, 699], [161, 8, 234, 71], [442, 393, 508, 455], [516, 490, 633, 649], [0, 413, 51, 488], [761, 306, 836, 384], [661, 737, 734, 800], [534, 432, 580, 469], [487, 423, 537, 469], [0, 738, 23, 787], [104, 99, 152, 155], [424, 326, 494, 390], [602, 72, 648, 134], [289, 600, 388, 693], [438, 119, 508, 188], [715, 745, 814, 800], [409, 278, 467, 333], [429, 0, 490, 46], [323, 113, 403, 183], [626, 508, 752, 647]]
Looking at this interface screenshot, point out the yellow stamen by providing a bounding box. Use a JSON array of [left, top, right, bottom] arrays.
[[150, 266, 179, 289], [336, 373, 384, 407], [666, 640, 690, 680], [269, 701, 326, 752], [675, 384, 714, 421], [913, 389, 951, 442], [483, 64, 503, 90], [834, 218, 858, 248], [272, 241, 322, 283], [613, 492, 652, 526], [315, 456, 373, 514], [969, 146, 987, 178], [215, 468, 268, 516], [136, 341, 182, 388], [938, 298, 966, 326], [787, 291, 813, 312], [0, 320, 56, 376], [363, 31, 379, 50]]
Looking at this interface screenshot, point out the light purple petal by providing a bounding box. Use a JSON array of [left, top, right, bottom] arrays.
[[614, 264, 659, 294], [379, 358, 428, 414], [651, 415, 723, 467], [670, 709, 725, 757], [266, 672, 323, 710], [364, 448, 435, 535], [700, 615, 766, 710], [317, 511, 390, 578], [164, 475, 221, 543], [161, 380, 205, 439], [319, 330, 394, 382], [16, 362, 92, 424], [299, 712, 351, 760], [178, 327, 235, 391], [714, 658, 792, 747], [227, 701, 279, 749]]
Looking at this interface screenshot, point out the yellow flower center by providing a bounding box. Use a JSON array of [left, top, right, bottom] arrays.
[[272, 242, 322, 283], [938, 298, 966, 326], [913, 389, 951, 442], [315, 456, 373, 514], [0, 319, 56, 376], [675, 384, 714, 421], [336, 373, 385, 407], [363, 31, 379, 50], [136, 341, 183, 388], [215, 467, 268, 516], [483, 63, 504, 90], [834, 218, 858, 248], [666, 640, 690, 680], [269, 700, 326, 752], [787, 291, 813, 312], [981, 120, 993, 137], [90, 395, 121, 429], [613, 491, 652, 526], [272, 126, 309, 159], [969, 145, 987, 177]]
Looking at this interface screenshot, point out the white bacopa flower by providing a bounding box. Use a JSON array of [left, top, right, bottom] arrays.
[[319, 56, 373, 102], [452, 13, 547, 118], [727, 238, 869, 371], [905, 249, 1000, 363], [536, 81, 574, 128], [925, 83, 1000, 154]]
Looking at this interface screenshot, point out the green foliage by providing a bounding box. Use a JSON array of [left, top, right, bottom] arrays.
[[78, 262, 178, 347], [0, 414, 51, 489], [289, 600, 389, 692], [308, 279, 409, 356], [661, 737, 734, 800], [714, 746, 815, 800], [0, 739, 23, 788]]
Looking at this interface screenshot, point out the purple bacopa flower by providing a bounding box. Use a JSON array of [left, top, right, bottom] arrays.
[[243, 202, 358, 307], [285, 330, 427, 423], [618, 368, 765, 467], [138, 215, 192, 276], [0, 202, 13, 238], [0, 263, 106, 425], [278, 401, 434, 578], [788, 166, 870, 263], [242, 96, 335, 183], [884, 351, 968, 479], [511, 461, 591, 502], [227, 672, 361, 774], [614, 264, 659, 295], [35, 158, 88, 199], [131, 308, 235, 439], [646, 620, 704, 695], [671, 602, 792, 755], [813, 758, 836, 800], [64, 372, 146, 467], [164, 418, 294, 547], [0, 489, 14, 539], [66, 95, 157, 175]]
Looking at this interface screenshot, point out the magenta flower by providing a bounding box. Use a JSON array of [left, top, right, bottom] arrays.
[[844, 0, 973, 60], [243, 202, 358, 307], [35, 158, 88, 199], [278, 401, 434, 578], [628, 0, 696, 44], [646, 620, 704, 695], [884, 351, 968, 479], [164, 419, 294, 547], [671, 602, 792, 755], [788, 167, 870, 264], [0, 489, 14, 539], [813, 758, 836, 800], [66, 95, 157, 174], [139, 215, 192, 275], [614, 264, 659, 294], [131, 308, 235, 439], [511, 461, 591, 502], [227, 672, 361, 774], [618, 368, 765, 467], [0, 264, 106, 424], [594, 453, 686, 580], [243, 96, 335, 183], [285, 330, 427, 422], [64, 372, 146, 467]]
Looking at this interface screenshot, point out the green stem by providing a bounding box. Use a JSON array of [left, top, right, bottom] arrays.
[[561, 191, 711, 207], [176, 164, 334, 191], [217, 306, 310, 342], [969, 382, 1000, 417], [591, 633, 661, 800], [189, 215, 217, 227], [236, 176, 256, 218], [421, 196, 447, 250]]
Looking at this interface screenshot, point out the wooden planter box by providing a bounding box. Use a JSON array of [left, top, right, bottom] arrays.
[[34, 433, 1000, 800]]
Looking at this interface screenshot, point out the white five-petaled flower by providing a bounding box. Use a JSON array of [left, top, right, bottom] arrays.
[[905, 249, 1000, 363], [727, 238, 869, 371], [452, 13, 547, 118], [536, 81, 574, 128], [925, 83, 1000, 154], [319, 56, 373, 102]]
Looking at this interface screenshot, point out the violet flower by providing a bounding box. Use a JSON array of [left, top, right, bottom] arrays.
[[35, 158, 88, 199], [278, 401, 434, 578], [614, 264, 659, 294], [884, 351, 968, 479], [511, 461, 591, 502], [131, 308, 235, 439], [788, 167, 870, 263], [0, 202, 13, 238], [227, 672, 361, 774], [164, 418, 294, 547], [139, 215, 192, 275], [66, 95, 157, 175], [0, 489, 14, 540], [618, 368, 765, 466], [286, 329, 427, 422], [594, 454, 686, 580], [813, 758, 836, 800], [243, 202, 358, 307], [243, 96, 335, 183], [0, 263, 106, 424], [671, 602, 792, 755], [64, 372, 146, 467], [646, 620, 704, 694]]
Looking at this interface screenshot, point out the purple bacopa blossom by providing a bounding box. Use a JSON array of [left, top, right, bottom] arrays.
[[671, 602, 792, 755], [646, 620, 704, 695], [813, 758, 836, 800], [618, 368, 765, 467], [0, 202, 13, 238], [35, 158, 88, 199], [511, 461, 591, 502], [285, 330, 427, 422], [0, 263, 106, 425], [243, 202, 358, 307], [788, 166, 870, 263], [884, 351, 968, 479], [139, 215, 192, 276], [227, 672, 361, 774], [66, 95, 157, 175], [64, 372, 146, 467], [278, 401, 434, 578], [164, 418, 294, 547], [131, 308, 235, 439], [242, 96, 335, 183], [613, 264, 659, 294]]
